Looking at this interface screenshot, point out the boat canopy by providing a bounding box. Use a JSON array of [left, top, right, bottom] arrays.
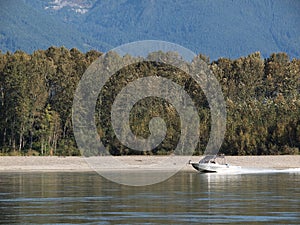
[[199, 154, 225, 163], [199, 155, 216, 163]]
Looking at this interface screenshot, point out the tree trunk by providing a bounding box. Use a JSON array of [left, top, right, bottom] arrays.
[[3, 127, 6, 148], [19, 132, 23, 152], [29, 130, 33, 150]]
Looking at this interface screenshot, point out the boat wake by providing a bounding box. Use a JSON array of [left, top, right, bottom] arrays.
[[210, 167, 300, 175]]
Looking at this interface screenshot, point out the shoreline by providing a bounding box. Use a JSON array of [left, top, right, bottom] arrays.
[[0, 155, 300, 172]]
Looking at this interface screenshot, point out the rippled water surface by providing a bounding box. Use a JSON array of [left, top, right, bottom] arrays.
[[0, 171, 299, 224]]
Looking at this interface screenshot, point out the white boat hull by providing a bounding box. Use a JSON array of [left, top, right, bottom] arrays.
[[191, 162, 241, 173]]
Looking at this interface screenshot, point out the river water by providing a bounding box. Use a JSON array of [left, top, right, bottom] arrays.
[[0, 171, 299, 224]]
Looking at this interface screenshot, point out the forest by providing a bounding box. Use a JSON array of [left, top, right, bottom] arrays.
[[0, 47, 299, 156]]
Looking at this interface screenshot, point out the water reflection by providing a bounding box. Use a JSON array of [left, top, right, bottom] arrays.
[[0, 172, 299, 224]]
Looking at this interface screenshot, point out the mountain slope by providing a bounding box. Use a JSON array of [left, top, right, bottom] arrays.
[[1, 0, 299, 60], [0, 0, 110, 53], [80, 0, 300, 59]]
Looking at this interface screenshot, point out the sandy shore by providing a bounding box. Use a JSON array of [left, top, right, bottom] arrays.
[[0, 155, 299, 172]]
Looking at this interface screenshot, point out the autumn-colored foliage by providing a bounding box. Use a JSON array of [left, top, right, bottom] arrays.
[[0, 48, 299, 155]]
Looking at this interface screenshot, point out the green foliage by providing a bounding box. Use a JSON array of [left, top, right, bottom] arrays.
[[212, 52, 300, 155], [0, 47, 299, 156], [0, 47, 100, 156]]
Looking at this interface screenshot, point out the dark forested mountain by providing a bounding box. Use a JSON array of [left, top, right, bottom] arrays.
[[0, 0, 110, 53], [1, 0, 300, 59]]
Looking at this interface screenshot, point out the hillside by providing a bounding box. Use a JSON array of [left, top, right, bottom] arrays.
[[0, 0, 109, 53], [0, 0, 299, 59]]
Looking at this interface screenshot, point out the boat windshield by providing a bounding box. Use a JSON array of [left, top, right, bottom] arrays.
[[199, 154, 226, 164], [199, 155, 216, 163]]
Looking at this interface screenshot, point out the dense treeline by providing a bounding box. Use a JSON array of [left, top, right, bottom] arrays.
[[0, 47, 101, 156], [212, 52, 300, 155], [0, 47, 299, 156]]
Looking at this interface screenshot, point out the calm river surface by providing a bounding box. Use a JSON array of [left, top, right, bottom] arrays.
[[0, 171, 299, 224]]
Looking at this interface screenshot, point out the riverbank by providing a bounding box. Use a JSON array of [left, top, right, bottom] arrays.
[[0, 155, 299, 172]]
